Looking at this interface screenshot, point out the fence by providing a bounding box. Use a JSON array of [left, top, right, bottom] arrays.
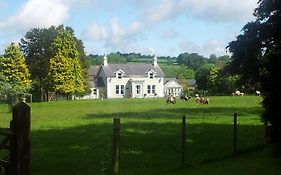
[[0, 102, 31, 175], [110, 113, 247, 174]]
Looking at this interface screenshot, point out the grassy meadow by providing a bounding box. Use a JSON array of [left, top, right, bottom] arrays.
[[1, 96, 281, 175]]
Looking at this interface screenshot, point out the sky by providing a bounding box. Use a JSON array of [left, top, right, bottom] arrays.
[[0, 0, 258, 57]]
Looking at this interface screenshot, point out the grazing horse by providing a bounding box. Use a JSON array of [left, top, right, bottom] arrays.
[[167, 95, 176, 104]]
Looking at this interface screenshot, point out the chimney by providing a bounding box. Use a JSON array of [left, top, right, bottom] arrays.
[[152, 55, 158, 67], [103, 54, 108, 67]]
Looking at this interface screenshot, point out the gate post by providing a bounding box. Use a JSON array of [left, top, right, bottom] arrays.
[[233, 113, 237, 153], [11, 102, 31, 175], [181, 115, 186, 166], [112, 118, 120, 175]]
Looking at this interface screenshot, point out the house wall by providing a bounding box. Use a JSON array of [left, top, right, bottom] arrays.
[[106, 76, 164, 98]]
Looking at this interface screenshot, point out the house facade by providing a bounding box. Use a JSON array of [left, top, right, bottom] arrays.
[[96, 55, 165, 98]]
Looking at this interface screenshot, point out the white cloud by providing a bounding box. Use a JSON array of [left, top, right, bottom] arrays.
[[83, 23, 108, 41], [0, 0, 70, 32], [83, 17, 144, 51], [143, 0, 257, 23], [0, 0, 95, 32]]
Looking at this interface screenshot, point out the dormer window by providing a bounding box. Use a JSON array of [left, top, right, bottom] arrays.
[[147, 69, 156, 79], [117, 72, 122, 79], [115, 69, 124, 79]]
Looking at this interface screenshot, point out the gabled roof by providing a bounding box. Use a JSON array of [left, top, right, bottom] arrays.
[[102, 63, 165, 77], [89, 65, 101, 77], [164, 80, 183, 88]]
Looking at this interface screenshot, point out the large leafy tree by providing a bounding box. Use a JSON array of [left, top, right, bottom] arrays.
[[227, 0, 281, 146], [0, 43, 31, 110], [195, 64, 214, 92], [20, 26, 57, 101], [20, 25, 88, 101], [47, 26, 84, 96]]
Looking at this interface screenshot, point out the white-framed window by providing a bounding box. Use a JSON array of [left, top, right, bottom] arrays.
[[147, 85, 156, 94], [115, 69, 124, 79], [116, 85, 124, 95], [147, 70, 156, 79], [136, 85, 141, 95], [117, 72, 122, 79]]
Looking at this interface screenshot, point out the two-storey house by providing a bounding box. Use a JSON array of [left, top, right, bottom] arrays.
[[96, 55, 165, 98]]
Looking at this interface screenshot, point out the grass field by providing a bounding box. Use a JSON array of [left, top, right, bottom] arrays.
[[0, 96, 281, 175]]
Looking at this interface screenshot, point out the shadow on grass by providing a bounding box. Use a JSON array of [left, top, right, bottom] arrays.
[[31, 121, 266, 175], [83, 106, 262, 121]]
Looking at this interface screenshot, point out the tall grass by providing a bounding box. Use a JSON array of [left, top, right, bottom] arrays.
[[1, 96, 280, 175]]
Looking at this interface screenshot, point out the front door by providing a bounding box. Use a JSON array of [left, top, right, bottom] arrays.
[[136, 84, 142, 97]]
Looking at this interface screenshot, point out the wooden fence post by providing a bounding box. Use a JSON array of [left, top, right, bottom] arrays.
[[112, 118, 120, 175], [11, 102, 31, 175], [181, 115, 186, 166], [233, 113, 237, 153]]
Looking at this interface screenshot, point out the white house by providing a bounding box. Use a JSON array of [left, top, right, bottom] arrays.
[[96, 55, 165, 98], [164, 80, 183, 97]]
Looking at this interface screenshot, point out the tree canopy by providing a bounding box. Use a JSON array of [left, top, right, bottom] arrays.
[[227, 0, 281, 147], [0, 43, 31, 93], [48, 27, 84, 95]]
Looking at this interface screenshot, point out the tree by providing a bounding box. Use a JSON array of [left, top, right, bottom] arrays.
[[177, 52, 206, 70], [208, 66, 219, 93], [20, 27, 58, 101], [227, 0, 281, 147], [47, 26, 84, 96], [0, 43, 31, 110], [20, 25, 88, 100], [195, 64, 214, 92], [107, 52, 126, 63]]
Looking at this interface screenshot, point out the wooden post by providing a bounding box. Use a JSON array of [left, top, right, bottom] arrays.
[[112, 118, 120, 175], [233, 113, 237, 153], [181, 115, 186, 166], [11, 102, 31, 175]]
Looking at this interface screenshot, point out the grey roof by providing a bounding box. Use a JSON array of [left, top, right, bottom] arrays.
[[89, 65, 101, 77], [187, 79, 196, 86], [102, 63, 165, 77]]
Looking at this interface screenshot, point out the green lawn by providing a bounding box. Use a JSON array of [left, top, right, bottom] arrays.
[[1, 96, 281, 175]]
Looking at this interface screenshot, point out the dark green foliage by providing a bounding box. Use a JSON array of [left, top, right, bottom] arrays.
[[177, 52, 207, 70], [160, 64, 194, 79], [195, 64, 214, 91], [227, 0, 281, 147]]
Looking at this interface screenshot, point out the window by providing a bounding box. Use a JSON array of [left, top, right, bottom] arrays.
[[116, 85, 124, 95], [147, 85, 156, 94], [115, 69, 124, 79], [147, 85, 151, 94], [136, 85, 141, 95], [147, 70, 156, 79], [152, 85, 156, 94], [117, 72, 122, 79]]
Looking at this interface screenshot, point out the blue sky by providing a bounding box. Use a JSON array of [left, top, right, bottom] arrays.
[[0, 0, 257, 57]]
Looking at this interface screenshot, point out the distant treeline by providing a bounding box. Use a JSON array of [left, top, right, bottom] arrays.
[[87, 52, 230, 70]]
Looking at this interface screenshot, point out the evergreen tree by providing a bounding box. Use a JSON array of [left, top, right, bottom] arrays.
[[48, 27, 84, 96], [0, 43, 31, 92], [0, 43, 31, 110]]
